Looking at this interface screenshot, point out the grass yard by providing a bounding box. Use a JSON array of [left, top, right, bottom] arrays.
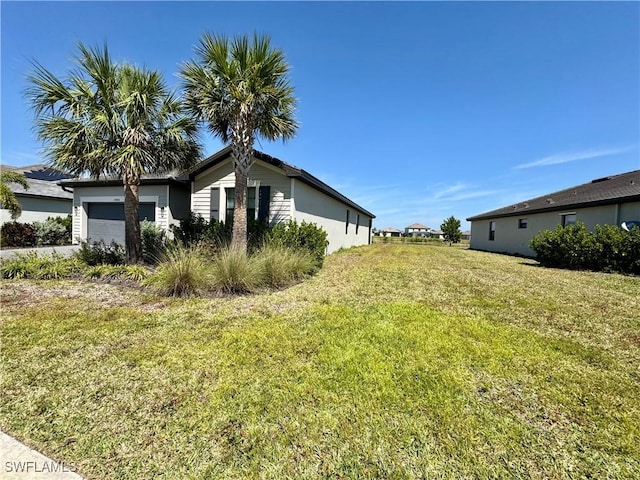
[[1, 243, 639, 479]]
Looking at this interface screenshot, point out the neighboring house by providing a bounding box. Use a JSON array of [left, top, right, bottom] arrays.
[[0, 165, 73, 225], [466, 170, 640, 257], [461, 230, 471, 241], [405, 223, 429, 237], [381, 228, 402, 237], [61, 146, 375, 253], [427, 229, 444, 239]]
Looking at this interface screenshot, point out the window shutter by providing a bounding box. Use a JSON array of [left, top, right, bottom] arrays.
[[258, 186, 271, 222]]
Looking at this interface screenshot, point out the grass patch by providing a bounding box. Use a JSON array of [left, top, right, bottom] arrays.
[[1, 244, 639, 478]]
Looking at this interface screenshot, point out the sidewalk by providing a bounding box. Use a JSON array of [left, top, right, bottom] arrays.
[[0, 431, 84, 479], [0, 245, 79, 260]]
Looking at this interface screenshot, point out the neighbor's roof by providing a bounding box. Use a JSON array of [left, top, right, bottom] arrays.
[[467, 170, 640, 221], [2, 164, 72, 181], [382, 227, 402, 233], [5, 177, 73, 200], [183, 146, 375, 218], [406, 223, 428, 229]]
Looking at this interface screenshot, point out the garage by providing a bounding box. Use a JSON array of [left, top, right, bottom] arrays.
[[87, 202, 155, 245]]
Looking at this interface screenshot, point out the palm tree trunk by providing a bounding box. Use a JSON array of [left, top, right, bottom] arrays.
[[232, 171, 248, 251], [231, 125, 254, 252], [123, 178, 142, 264]]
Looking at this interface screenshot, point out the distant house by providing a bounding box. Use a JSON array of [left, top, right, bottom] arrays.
[[461, 230, 471, 241], [0, 165, 73, 225], [405, 223, 429, 237], [427, 229, 444, 239], [61, 146, 375, 253], [381, 227, 402, 237], [466, 170, 640, 256]]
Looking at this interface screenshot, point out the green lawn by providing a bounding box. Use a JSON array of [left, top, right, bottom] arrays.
[[1, 244, 639, 479]]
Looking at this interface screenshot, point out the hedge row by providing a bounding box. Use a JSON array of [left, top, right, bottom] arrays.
[[530, 223, 640, 275], [1, 216, 72, 247]]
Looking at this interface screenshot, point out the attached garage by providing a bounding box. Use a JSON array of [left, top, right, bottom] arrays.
[[86, 202, 156, 245]]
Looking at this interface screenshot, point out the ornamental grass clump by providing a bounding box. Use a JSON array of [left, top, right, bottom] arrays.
[[209, 246, 265, 294], [143, 246, 210, 297], [256, 243, 317, 288]]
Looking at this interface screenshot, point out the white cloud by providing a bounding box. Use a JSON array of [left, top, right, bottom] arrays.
[[514, 145, 634, 170]]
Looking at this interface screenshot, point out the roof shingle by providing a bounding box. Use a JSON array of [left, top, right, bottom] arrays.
[[467, 170, 640, 221]]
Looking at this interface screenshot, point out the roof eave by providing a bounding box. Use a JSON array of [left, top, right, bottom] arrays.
[[467, 194, 640, 222]]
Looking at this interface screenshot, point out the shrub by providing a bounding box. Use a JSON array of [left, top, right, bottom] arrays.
[[255, 244, 316, 288], [530, 222, 640, 274], [141, 220, 167, 264], [33, 217, 70, 246], [171, 213, 267, 250], [75, 240, 126, 266], [143, 246, 210, 297], [0, 252, 83, 279], [267, 220, 328, 268], [0, 221, 36, 247], [209, 246, 265, 294]]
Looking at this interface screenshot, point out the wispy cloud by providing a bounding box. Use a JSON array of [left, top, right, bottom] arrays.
[[514, 145, 634, 170]]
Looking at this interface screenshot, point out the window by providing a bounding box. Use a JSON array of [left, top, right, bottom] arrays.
[[518, 218, 528, 229], [225, 188, 235, 221], [225, 187, 256, 222], [356, 214, 360, 234], [561, 213, 577, 227], [489, 221, 496, 241], [210, 188, 220, 221], [345, 209, 350, 234]]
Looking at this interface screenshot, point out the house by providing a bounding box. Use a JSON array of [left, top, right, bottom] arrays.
[[0, 165, 73, 225], [381, 228, 402, 237], [461, 230, 471, 241], [405, 223, 429, 237], [466, 170, 640, 257], [427, 229, 444, 239], [60, 146, 375, 254]]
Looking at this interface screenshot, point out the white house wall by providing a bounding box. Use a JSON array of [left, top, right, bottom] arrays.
[[292, 179, 372, 253], [70, 184, 170, 243], [470, 201, 640, 256], [191, 159, 291, 224]]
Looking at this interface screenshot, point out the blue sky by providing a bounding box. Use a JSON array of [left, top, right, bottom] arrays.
[[2, 1, 638, 230]]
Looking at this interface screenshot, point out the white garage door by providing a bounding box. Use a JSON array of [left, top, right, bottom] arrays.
[[87, 203, 155, 245]]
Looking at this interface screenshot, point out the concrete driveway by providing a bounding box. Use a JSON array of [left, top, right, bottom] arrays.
[[0, 245, 79, 260]]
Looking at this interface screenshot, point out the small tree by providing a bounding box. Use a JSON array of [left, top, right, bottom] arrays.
[[441, 216, 462, 245], [0, 171, 29, 220]]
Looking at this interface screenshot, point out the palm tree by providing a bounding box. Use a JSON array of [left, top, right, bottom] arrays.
[[181, 33, 298, 251], [0, 170, 29, 220], [26, 43, 201, 263]]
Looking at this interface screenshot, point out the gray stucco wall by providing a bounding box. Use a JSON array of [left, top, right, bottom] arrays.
[[293, 179, 372, 253], [469, 200, 640, 256], [1, 196, 71, 225]]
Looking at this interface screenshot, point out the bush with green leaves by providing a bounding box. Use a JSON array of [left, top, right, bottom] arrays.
[[267, 219, 328, 268], [0, 221, 37, 247], [75, 240, 126, 266], [141, 220, 167, 264], [143, 246, 210, 297], [33, 217, 70, 246], [530, 222, 640, 274], [0, 252, 83, 279], [171, 213, 268, 250]]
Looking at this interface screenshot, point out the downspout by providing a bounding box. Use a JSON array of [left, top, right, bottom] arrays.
[[615, 203, 620, 226]]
